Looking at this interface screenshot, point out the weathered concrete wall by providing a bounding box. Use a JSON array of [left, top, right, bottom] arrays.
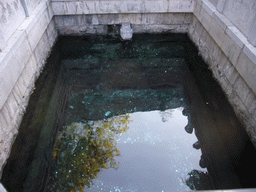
[[195, 0, 256, 47], [0, 0, 27, 52], [52, 0, 194, 34], [24, 0, 42, 15], [54, 13, 192, 35], [52, 0, 194, 15], [189, 0, 256, 145], [0, 0, 46, 52], [220, 0, 256, 46], [0, 0, 57, 182], [208, 0, 218, 7]]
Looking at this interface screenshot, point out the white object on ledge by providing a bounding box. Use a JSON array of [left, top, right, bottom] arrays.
[[120, 23, 133, 41]]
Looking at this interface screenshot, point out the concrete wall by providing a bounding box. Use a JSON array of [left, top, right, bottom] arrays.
[[0, 0, 27, 52], [189, 0, 256, 144], [206, 0, 256, 47], [51, 0, 194, 15], [24, 0, 42, 15], [52, 0, 194, 34], [0, 0, 57, 182], [221, 0, 256, 46], [208, 0, 218, 6], [0, 0, 256, 190], [49, 0, 256, 48], [54, 13, 192, 35]]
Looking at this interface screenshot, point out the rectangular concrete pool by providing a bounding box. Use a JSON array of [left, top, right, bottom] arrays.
[[1, 34, 256, 192]]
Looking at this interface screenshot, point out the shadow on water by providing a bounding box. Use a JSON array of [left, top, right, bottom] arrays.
[[1, 34, 256, 191]]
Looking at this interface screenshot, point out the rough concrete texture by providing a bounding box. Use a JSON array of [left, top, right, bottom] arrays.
[[0, 0, 57, 178], [193, 0, 256, 93], [54, 13, 192, 35], [0, 0, 27, 52], [201, 0, 256, 47], [52, 0, 194, 15], [24, 0, 42, 15], [222, 0, 256, 39], [208, 0, 218, 6]]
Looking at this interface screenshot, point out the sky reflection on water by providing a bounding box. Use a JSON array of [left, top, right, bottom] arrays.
[[86, 108, 205, 192]]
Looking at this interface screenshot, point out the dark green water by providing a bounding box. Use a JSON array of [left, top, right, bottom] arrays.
[[1, 34, 256, 192]]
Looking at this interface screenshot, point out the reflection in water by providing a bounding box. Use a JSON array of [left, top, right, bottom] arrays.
[[48, 114, 131, 191], [47, 108, 208, 191], [2, 34, 256, 192], [83, 108, 205, 192]]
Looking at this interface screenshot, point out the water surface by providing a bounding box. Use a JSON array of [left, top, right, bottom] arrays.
[[1, 34, 256, 192], [83, 109, 204, 192]]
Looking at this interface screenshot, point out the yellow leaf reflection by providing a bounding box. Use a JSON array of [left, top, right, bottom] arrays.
[[48, 114, 131, 192]]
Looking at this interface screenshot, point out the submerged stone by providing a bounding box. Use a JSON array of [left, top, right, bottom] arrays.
[[105, 111, 111, 116]]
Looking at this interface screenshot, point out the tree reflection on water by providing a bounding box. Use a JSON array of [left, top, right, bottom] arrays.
[[48, 114, 131, 192]]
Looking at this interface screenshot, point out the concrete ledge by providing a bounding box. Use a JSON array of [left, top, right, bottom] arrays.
[[0, 0, 57, 178], [52, 0, 194, 15], [0, 30, 32, 111]]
